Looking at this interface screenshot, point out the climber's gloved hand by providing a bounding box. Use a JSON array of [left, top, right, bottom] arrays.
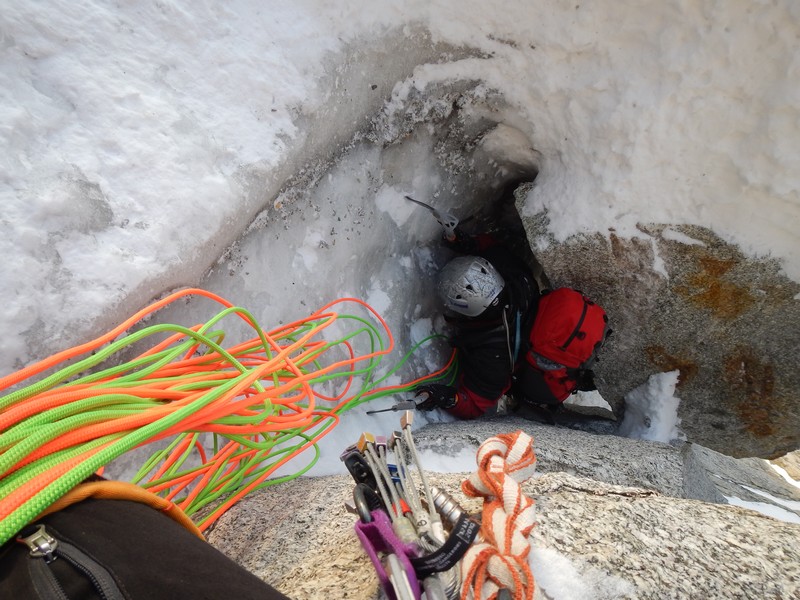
[[414, 384, 458, 411], [442, 227, 481, 254]]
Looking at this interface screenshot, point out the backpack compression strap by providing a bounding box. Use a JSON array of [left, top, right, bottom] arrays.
[[558, 296, 588, 351], [34, 480, 204, 540]]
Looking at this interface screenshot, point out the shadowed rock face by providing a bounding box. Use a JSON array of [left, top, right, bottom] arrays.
[[523, 214, 800, 458], [412, 418, 800, 510]]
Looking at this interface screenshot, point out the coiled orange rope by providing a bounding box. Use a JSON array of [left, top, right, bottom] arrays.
[[460, 431, 537, 600]]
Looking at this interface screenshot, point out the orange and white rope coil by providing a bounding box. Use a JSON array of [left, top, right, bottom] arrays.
[[460, 430, 537, 600]]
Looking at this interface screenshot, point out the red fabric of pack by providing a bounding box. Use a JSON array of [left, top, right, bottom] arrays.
[[527, 288, 609, 401]]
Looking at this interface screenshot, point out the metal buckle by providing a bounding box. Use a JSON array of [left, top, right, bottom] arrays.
[[19, 525, 58, 564]]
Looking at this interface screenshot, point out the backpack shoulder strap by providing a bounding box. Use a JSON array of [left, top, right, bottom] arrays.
[[37, 480, 203, 540]]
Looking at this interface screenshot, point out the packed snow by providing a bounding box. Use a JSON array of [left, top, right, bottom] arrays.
[[2, 1, 799, 377], [529, 546, 635, 600], [2, 2, 800, 598], [770, 463, 800, 491], [618, 370, 683, 443], [724, 495, 800, 525]]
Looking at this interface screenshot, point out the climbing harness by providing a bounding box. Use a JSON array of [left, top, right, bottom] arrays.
[[343, 410, 481, 600]]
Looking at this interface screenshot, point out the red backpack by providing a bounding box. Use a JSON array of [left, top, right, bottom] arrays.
[[525, 288, 611, 402]]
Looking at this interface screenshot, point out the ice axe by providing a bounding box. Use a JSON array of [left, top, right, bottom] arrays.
[[404, 195, 459, 242], [365, 389, 437, 415], [365, 400, 420, 415]]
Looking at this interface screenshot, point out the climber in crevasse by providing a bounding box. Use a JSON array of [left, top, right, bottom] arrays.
[[413, 190, 610, 423]]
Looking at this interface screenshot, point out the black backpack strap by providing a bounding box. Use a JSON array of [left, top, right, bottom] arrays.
[[1, 484, 291, 600], [558, 297, 588, 351]]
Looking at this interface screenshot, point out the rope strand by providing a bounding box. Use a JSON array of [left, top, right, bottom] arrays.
[[460, 431, 537, 600], [0, 289, 457, 545]]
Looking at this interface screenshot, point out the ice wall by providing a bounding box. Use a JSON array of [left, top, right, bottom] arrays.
[[2, 1, 798, 382]]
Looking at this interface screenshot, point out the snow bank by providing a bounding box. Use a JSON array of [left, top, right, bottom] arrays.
[[770, 462, 800, 490], [2, 1, 798, 381], [619, 370, 683, 443], [724, 495, 800, 525], [530, 546, 635, 600]]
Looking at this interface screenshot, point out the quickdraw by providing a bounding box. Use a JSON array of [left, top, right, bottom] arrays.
[[342, 410, 479, 600], [343, 426, 538, 600]]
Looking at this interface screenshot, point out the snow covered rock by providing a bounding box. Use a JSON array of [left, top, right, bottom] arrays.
[[528, 471, 799, 600], [3, 1, 798, 462]]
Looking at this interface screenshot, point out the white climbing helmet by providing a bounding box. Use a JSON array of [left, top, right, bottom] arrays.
[[437, 256, 505, 317]]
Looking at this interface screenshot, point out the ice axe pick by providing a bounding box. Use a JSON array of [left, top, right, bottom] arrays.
[[404, 195, 459, 241]]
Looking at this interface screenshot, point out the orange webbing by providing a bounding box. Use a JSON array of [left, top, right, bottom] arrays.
[[37, 480, 204, 540], [460, 431, 537, 600]]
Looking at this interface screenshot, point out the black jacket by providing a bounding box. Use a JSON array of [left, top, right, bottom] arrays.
[[444, 234, 540, 418]]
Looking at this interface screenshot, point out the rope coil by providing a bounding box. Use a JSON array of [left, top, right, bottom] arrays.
[[0, 288, 456, 546], [460, 431, 537, 600]]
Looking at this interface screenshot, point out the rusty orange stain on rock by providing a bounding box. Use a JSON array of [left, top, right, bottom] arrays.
[[675, 256, 755, 320], [645, 346, 698, 386], [724, 347, 776, 438]]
